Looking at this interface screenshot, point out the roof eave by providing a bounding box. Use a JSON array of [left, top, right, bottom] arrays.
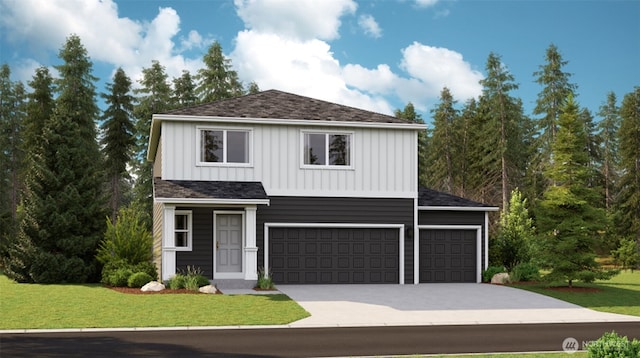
[[418, 206, 499, 211], [154, 197, 270, 206]]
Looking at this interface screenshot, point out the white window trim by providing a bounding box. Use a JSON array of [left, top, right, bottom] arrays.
[[174, 210, 193, 251], [196, 126, 253, 167], [300, 130, 354, 169]]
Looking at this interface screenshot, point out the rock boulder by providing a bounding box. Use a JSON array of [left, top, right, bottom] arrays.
[[141, 281, 165, 292]]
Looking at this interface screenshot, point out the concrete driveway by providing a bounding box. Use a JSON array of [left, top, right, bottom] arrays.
[[278, 284, 640, 327]]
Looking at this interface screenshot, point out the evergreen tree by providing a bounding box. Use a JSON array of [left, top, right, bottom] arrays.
[[536, 95, 611, 287], [247, 81, 260, 94], [453, 98, 477, 198], [23, 67, 55, 160], [495, 188, 535, 271], [477, 53, 529, 209], [0, 64, 26, 251], [195, 41, 244, 102], [597, 92, 620, 210], [172, 70, 197, 108], [395, 102, 428, 187], [427, 88, 458, 193], [101, 68, 135, 222], [132, 61, 172, 227], [616, 87, 640, 248], [6, 35, 105, 283]]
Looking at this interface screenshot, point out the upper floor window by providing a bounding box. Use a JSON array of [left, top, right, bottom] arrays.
[[199, 128, 251, 165], [302, 132, 352, 168]]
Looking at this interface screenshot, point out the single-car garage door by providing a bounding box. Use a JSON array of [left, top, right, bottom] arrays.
[[269, 227, 399, 284], [419, 229, 476, 283]]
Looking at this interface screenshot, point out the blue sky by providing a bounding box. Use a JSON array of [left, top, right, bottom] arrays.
[[1, 0, 638, 121]]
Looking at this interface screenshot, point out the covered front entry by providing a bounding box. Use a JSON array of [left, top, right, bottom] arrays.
[[266, 225, 403, 284], [214, 212, 244, 276], [419, 228, 479, 283]]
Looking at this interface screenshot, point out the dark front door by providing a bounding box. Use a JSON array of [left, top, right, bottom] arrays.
[[419, 229, 476, 283], [269, 227, 399, 284]]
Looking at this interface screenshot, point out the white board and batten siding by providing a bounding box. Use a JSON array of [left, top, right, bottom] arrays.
[[160, 121, 417, 198]]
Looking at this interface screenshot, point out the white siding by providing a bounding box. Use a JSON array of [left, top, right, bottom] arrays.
[[161, 121, 417, 198]]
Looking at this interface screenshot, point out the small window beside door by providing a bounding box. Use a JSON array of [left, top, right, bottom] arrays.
[[174, 211, 192, 251]]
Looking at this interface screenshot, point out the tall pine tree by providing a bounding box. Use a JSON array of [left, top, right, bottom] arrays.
[[597, 92, 620, 210], [195, 41, 244, 102], [133, 61, 173, 227], [616, 87, 640, 248], [536, 95, 610, 287], [172, 70, 197, 108], [6, 35, 105, 283], [101, 68, 135, 222], [427, 87, 458, 193]]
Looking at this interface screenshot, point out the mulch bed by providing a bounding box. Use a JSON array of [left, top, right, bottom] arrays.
[[108, 286, 205, 294]]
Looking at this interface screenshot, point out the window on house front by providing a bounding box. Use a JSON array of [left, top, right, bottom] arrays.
[[303, 132, 352, 167], [174, 211, 192, 250], [200, 129, 250, 164]]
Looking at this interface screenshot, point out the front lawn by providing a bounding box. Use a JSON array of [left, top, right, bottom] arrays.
[[0, 274, 309, 330], [511, 270, 640, 316]]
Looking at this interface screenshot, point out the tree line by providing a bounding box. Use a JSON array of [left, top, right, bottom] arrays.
[[0, 34, 638, 284], [396, 46, 639, 282], [0, 34, 258, 282]]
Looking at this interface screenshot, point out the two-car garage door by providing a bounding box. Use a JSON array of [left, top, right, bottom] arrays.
[[269, 227, 400, 284], [267, 227, 478, 284]]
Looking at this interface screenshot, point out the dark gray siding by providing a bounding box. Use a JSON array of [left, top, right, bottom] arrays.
[[175, 206, 243, 279], [257, 197, 415, 284], [418, 210, 487, 272]]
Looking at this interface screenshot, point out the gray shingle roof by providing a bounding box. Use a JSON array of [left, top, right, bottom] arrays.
[[154, 179, 268, 201], [418, 187, 496, 208], [164, 89, 411, 124]]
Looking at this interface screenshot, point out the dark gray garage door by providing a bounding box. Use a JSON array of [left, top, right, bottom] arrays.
[[419, 229, 476, 283], [269, 227, 399, 284]]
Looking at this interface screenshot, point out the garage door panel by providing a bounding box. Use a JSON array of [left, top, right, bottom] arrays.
[[420, 229, 477, 283], [270, 227, 399, 284]]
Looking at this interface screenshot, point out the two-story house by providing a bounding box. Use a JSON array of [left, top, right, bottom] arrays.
[[148, 90, 497, 288]]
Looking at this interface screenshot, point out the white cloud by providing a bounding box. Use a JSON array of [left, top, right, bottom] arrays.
[[400, 42, 483, 101], [358, 14, 382, 38], [0, 0, 205, 86], [234, 0, 357, 41], [415, 0, 439, 7], [232, 30, 392, 114]]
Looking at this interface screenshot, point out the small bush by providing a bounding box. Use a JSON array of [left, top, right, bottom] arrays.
[[166, 266, 209, 291], [510, 262, 540, 282], [132, 261, 158, 281], [257, 267, 275, 290], [127, 272, 153, 288], [108, 267, 133, 287], [587, 331, 640, 357], [482, 266, 506, 283], [101, 259, 157, 287], [167, 274, 186, 290]]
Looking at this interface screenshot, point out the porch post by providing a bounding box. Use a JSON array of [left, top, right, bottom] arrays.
[[244, 206, 258, 280], [162, 205, 176, 281]]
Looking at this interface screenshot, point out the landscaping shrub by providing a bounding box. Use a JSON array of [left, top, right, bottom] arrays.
[[167, 275, 186, 290], [257, 267, 275, 289], [109, 267, 133, 287], [167, 266, 209, 291], [127, 272, 153, 288], [587, 331, 640, 357], [510, 262, 541, 282], [482, 266, 506, 283], [132, 261, 158, 281]]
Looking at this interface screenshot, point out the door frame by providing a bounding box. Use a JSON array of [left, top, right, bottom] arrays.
[[213, 210, 246, 279], [417, 225, 482, 283], [263, 222, 406, 284]]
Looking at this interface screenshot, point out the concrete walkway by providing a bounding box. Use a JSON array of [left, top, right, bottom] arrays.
[[278, 283, 640, 327]]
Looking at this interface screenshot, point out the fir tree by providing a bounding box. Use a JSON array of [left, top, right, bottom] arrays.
[[101, 68, 135, 222], [495, 188, 535, 271], [132, 61, 172, 228], [597, 92, 620, 210], [7, 35, 105, 283], [536, 95, 611, 287], [616, 87, 640, 248], [195, 41, 244, 102], [172, 70, 197, 108], [247, 81, 260, 94], [427, 88, 458, 193]]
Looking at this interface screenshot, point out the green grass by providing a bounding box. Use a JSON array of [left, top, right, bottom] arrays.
[[511, 270, 640, 316], [0, 274, 309, 330], [420, 353, 585, 358]]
